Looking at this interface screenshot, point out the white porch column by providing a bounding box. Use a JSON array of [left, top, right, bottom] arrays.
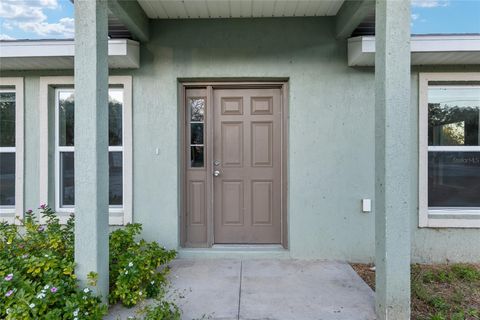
[[375, 0, 411, 319], [74, 0, 109, 299]]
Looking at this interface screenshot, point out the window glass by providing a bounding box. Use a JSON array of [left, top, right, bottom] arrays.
[[109, 152, 123, 205], [57, 88, 124, 208], [428, 86, 480, 146], [109, 91, 123, 146], [429, 151, 480, 207], [0, 91, 16, 207], [191, 123, 204, 144], [0, 92, 15, 147], [427, 84, 480, 208], [60, 152, 75, 206], [188, 97, 205, 168], [0, 153, 15, 206], [191, 146, 204, 168], [190, 98, 204, 121], [58, 91, 75, 147]]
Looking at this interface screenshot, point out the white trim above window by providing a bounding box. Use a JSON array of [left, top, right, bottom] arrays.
[[39, 76, 133, 225], [419, 72, 480, 228], [0, 77, 24, 224]]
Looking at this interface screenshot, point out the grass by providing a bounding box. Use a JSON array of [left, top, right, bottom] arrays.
[[351, 263, 480, 320]]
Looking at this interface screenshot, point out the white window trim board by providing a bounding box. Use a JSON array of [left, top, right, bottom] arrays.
[[0, 77, 24, 224], [418, 72, 480, 228], [38, 76, 133, 225]]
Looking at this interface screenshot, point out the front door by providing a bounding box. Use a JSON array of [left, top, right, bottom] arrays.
[[213, 88, 282, 244], [183, 84, 285, 246]]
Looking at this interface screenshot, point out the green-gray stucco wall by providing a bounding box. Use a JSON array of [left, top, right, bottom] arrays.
[[3, 17, 479, 263]]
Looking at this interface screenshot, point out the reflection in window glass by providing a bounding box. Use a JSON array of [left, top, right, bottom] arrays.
[[188, 97, 206, 168], [0, 92, 15, 147], [427, 84, 480, 209], [60, 152, 75, 206], [58, 91, 75, 147], [190, 98, 205, 121], [0, 91, 16, 207], [191, 123, 204, 145], [109, 91, 123, 146], [56, 88, 124, 208], [429, 152, 480, 207], [109, 152, 123, 205], [191, 146, 204, 168], [428, 86, 480, 146], [0, 153, 15, 206]]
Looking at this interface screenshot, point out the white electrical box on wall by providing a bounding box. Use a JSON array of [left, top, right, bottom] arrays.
[[362, 199, 372, 213]]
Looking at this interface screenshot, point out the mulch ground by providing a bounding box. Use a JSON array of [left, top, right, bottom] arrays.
[[351, 263, 480, 320]]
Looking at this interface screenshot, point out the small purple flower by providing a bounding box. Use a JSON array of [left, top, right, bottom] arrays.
[[4, 273, 13, 281], [26, 209, 33, 214], [5, 290, 13, 297], [40, 204, 46, 209], [50, 287, 58, 293], [38, 225, 46, 232]]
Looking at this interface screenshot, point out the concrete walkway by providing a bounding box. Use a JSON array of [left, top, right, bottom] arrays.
[[169, 259, 376, 320]]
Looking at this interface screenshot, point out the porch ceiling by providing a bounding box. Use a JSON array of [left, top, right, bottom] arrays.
[[137, 0, 344, 19]]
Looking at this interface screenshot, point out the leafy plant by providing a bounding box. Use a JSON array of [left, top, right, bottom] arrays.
[[131, 299, 181, 320], [0, 206, 178, 319], [109, 223, 177, 307]]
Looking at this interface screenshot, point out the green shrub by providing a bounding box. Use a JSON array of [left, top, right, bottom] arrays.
[[134, 300, 181, 320], [109, 223, 177, 307], [0, 206, 177, 319]]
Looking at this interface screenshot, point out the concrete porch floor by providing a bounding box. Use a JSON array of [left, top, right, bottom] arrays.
[[108, 259, 376, 320]]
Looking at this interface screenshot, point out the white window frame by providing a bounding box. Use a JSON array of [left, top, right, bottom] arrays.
[[0, 78, 24, 224], [39, 76, 132, 225], [419, 72, 480, 228]]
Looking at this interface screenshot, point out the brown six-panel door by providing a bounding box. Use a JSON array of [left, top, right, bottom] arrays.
[[213, 88, 282, 244]]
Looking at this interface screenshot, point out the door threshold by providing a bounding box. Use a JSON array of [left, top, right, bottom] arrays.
[[212, 244, 285, 250], [178, 245, 290, 260]]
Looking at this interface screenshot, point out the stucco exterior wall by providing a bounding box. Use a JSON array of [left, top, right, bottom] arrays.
[[3, 17, 479, 263]]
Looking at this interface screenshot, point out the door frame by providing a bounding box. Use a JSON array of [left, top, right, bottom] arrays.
[[179, 80, 289, 248]]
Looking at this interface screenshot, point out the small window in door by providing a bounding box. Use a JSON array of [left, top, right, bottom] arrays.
[[188, 97, 205, 168]]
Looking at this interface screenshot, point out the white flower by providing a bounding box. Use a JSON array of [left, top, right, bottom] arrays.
[[150, 281, 155, 285], [74, 318, 78, 320], [36, 293, 46, 299], [44, 285, 50, 290], [139, 291, 142, 296], [73, 309, 79, 316], [83, 288, 89, 293], [128, 262, 133, 267], [29, 303, 36, 309], [85, 312, 89, 315], [125, 270, 128, 275], [6, 308, 10, 314], [44, 254, 49, 258]]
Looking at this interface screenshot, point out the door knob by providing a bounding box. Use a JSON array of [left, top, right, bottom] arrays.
[[213, 170, 221, 177]]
